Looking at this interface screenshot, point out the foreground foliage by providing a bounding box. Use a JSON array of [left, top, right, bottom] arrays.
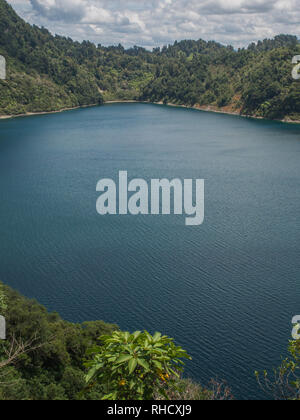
[[85, 330, 191, 400], [0, 284, 222, 400], [0, 0, 299, 120], [0, 283, 118, 400], [256, 338, 300, 400]]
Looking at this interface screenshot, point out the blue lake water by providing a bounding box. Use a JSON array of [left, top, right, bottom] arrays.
[[0, 103, 300, 399]]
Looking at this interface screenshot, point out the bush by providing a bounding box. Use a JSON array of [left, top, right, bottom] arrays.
[[256, 337, 300, 400], [84, 330, 191, 400]]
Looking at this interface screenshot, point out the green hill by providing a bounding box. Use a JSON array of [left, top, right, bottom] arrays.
[[0, 0, 299, 121]]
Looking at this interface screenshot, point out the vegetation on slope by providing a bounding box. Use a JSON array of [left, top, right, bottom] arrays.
[[0, 0, 104, 115], [1, 282, 297, 400], [0, 283, 6, 313], [0, 283, 234, 401], [0, 0, 299, 120], [256, 338, 300, 400], [140, 37, 300, 121], [0, 283, 118, 400]]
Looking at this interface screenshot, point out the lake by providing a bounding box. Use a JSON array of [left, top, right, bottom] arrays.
[[0, 103, 300, 399]]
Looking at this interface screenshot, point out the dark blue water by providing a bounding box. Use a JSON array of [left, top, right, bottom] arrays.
[[0, 103, 300, 399]]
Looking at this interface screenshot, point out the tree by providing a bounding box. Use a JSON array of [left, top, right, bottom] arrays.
[[84, 330, 191, 400]]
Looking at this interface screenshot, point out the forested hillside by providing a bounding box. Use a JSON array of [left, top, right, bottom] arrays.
[[0, 282, 118, 400], [0, 0, 299, 120], [141, 37, 300, 121]]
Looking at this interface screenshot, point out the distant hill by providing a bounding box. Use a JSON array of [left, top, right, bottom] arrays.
[[0, 0, 299, 121]]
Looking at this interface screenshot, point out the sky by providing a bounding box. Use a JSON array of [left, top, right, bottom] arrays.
[[7, 0, 300, 49]]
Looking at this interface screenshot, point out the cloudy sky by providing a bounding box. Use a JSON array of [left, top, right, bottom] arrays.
[[7, 0, 300, 49]]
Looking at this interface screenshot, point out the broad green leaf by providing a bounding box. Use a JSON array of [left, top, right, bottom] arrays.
[[116, 354, 132, 364], [153, 360, 163, 370], [153, 332, 162, 343], [169, 368, 180, 378], [137, 358, 150, 371], [85, 367, 97, 383], [133, 331, 142, 341], [128, 358, 137, 374]]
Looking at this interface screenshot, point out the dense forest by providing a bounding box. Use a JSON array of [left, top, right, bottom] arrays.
[[0, 0, 299, 121], [0, 282, 119, 400]]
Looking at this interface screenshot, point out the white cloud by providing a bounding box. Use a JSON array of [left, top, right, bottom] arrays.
[[7, 0, 300, 48]]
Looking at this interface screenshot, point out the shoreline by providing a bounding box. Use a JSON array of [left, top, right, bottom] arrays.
[[0, 100, 299, 125], [0, 103, 99, 120], [152, 101, 300, 124]]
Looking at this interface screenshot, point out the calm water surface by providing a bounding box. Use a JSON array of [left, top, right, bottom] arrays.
[[0, 103, 300, 399]]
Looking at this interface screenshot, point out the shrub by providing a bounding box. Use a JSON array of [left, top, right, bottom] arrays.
[[84, 330, 191, 400], [256, 338, 300, 400]]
